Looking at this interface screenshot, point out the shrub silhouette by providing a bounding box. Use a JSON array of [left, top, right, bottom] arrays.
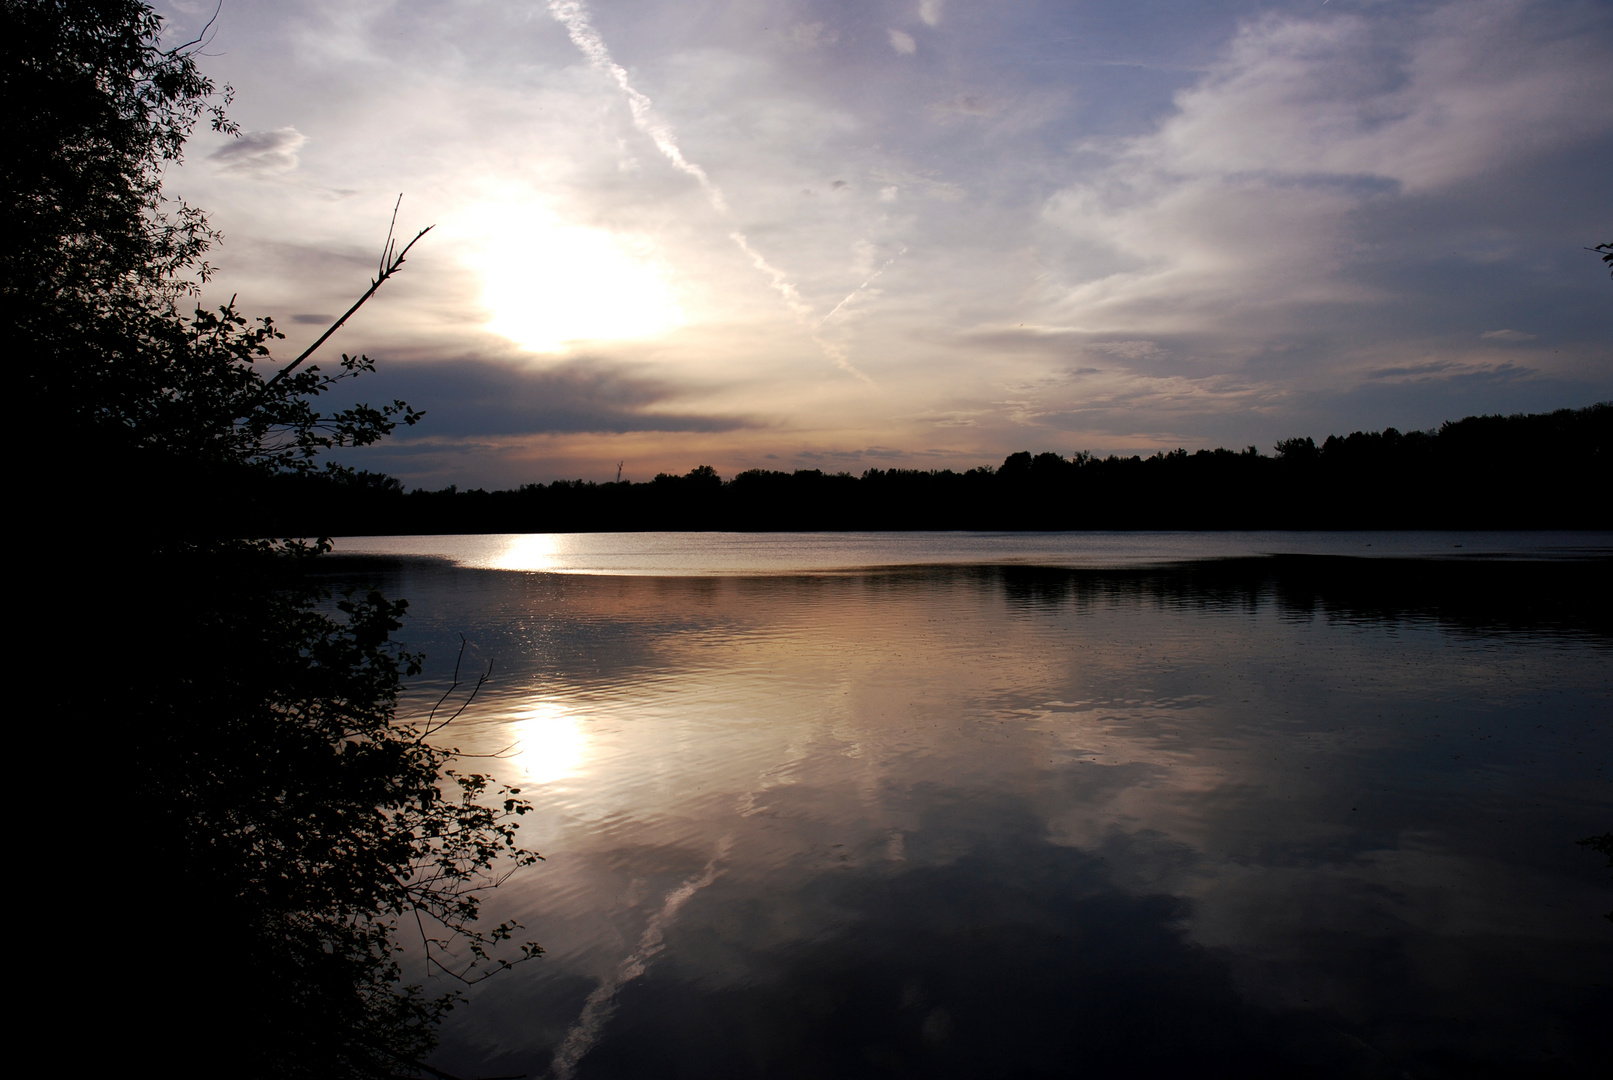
[[9, 3, 538, 1075]]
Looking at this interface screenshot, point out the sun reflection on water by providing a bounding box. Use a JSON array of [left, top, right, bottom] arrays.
[[511, 700, 589, 785], [493, 533, 564, 572]]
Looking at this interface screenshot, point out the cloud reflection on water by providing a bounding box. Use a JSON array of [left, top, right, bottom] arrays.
[[329, 551, 1610, 1078]]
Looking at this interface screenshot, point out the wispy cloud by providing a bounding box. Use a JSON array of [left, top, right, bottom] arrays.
[[929, 94, 998, 120], [209, 127, 305, 176], [783, 22, 837, 52], [1043, 0, 1613, 333]]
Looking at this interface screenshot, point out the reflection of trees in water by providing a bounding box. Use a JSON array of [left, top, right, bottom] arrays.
[[990, 556, 1613, 640], [118, 544, 540, 1076], [997, 555, 1613, 941]]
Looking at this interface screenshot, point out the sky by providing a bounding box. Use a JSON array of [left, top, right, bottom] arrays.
[[158, 0, 1612, 488]]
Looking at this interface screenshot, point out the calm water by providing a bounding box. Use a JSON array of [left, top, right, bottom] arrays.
[[332, 529, 1612, 575], [322, 533, 1611, 1079]]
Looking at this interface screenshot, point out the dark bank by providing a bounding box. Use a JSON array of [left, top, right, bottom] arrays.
[[193, 402, 1611, 537]]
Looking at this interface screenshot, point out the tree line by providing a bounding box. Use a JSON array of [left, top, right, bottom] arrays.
[[221, 403, 1610, 534]]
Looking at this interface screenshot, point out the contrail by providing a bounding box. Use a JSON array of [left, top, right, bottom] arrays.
[[545, 726, 846, 1076], [547, 840, 731, 1080], [819, 246, 907, 327], [546, 1, 727, 213], [545, 1, 874, 379], [811, 334, 874, 383], [731, 230, 812, 320]]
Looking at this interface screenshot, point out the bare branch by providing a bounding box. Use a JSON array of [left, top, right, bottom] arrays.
[[421, 635, 493, 739], [258, 198, 432, 399], [164, 0, 223, 56], [426, 634, 470, 729], [454, 743, 519, 759]]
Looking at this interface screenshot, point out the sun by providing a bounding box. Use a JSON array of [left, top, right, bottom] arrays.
[[465, 202, 684, 352]]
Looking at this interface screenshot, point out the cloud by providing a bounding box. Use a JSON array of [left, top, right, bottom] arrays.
[[1152, 1, 1613, 193], [929, 94, 998, 120], [1364, 360, 1465, 380], [208, 127, 306, 176], [784, 22, 837, 51], [888, 29, 917, 56], [1088, 340, 1167, 362], [919, 0, 944, 28], [870, 167, 964, 201], [1480, 329, 1537, 341], [339, 358, 756, 438], [1364, 359, 1537, 384], [792, 445, 920, 465], [1041, 0, 1613, 333]]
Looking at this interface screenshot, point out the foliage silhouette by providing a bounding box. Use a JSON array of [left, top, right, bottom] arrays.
[[8, 3, 538, 1076], [1577, 832, 1613, 923], [228, 403, 1610, 535], [8, 0, 422, 530], [128, 541, 540, 1077]]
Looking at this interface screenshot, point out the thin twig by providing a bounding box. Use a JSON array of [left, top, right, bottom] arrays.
[[165, 0, 223, 56], [259, 196, 432, 397], [426, 635, 469, 728], [426, 663, 491, 737], [380, 194, 403, 280], [422, 635, 492, 739], [454, 743, 519, 759]]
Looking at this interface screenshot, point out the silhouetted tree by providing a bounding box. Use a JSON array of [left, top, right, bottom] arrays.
[[7, 3, 537, 1076], [9, 0, 422, 525]]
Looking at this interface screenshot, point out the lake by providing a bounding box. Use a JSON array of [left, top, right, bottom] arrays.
[[322, 532, 1611, 1079]]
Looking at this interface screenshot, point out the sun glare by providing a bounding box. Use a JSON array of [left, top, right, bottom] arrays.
[[512, 699, 590, 785], [493, 532, 563, 572], [467, 203, 684, 352]]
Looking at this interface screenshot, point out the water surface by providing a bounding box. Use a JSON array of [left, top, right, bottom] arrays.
[[331, 529, 1611, 575], [320, 533, 1610, 1078]]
